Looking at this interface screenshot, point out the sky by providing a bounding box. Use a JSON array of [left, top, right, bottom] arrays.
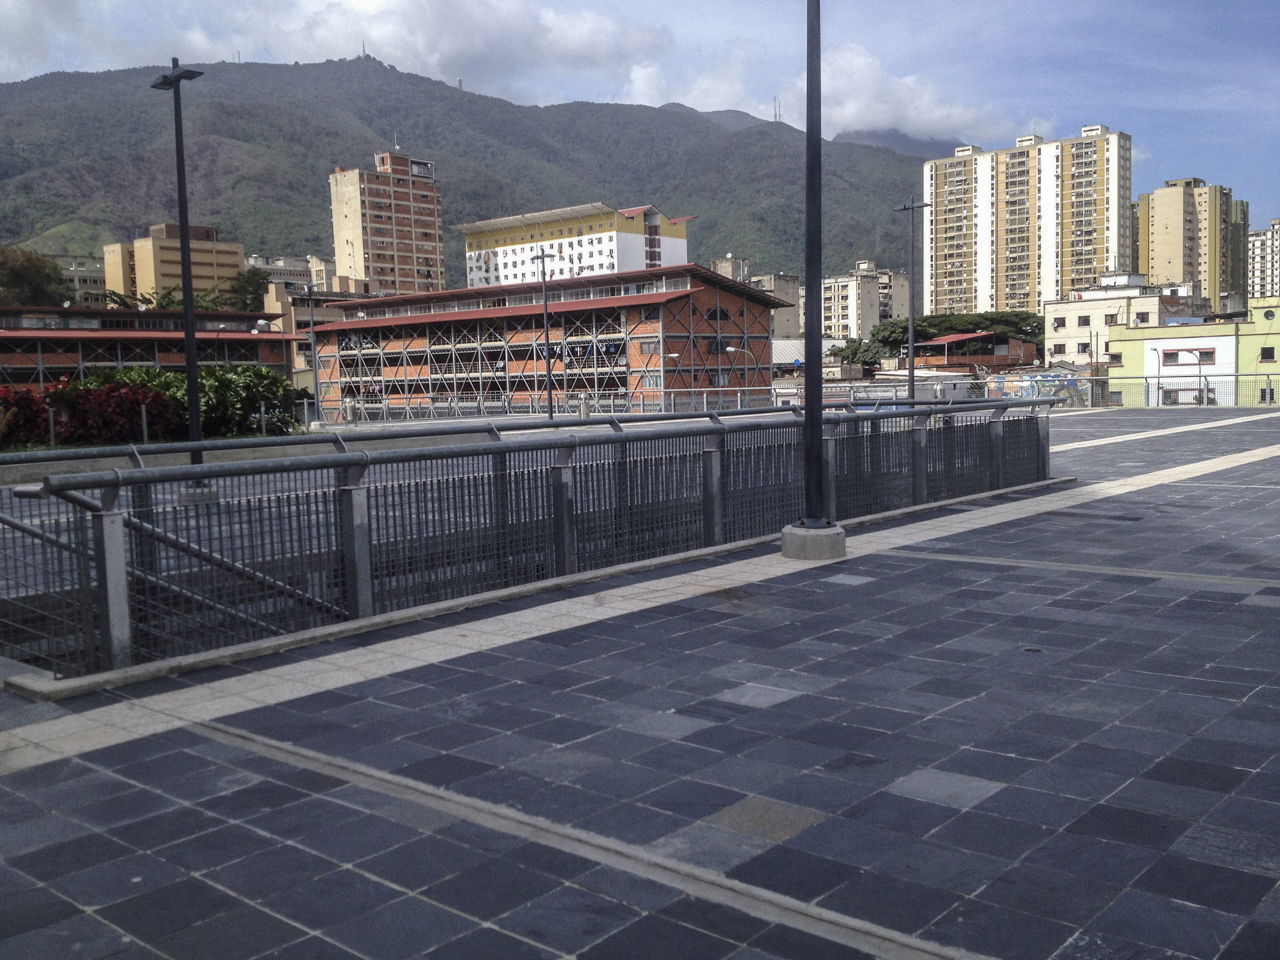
[[4, 0, 1278, 221]]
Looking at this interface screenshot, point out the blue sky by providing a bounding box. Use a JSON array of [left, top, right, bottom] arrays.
[[5, 0, 1278, 221]]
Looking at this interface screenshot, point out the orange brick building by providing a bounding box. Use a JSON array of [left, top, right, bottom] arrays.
[[312, 265, 783, 417]]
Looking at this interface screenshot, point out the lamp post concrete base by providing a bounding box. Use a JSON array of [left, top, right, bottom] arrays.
[[780, 523, 846, 560]]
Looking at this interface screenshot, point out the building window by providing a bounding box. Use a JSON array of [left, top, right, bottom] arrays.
[[1051, 343, 1066, 355], [1162, 348, 1215, 365], [1077, 316, 1091, 327], [1136, 311, 1150, 323], [1077, 343, 1090, 354], [1104, 314, 1118, 325], [1052, 317, 1066, 330], [1261, 346, 1275, 362]]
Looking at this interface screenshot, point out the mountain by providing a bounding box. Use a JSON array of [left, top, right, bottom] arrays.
[[833, 129, 963, 161], [0, 56, 924, 283]]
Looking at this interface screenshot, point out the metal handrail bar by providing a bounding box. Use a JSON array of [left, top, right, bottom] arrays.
[[49, 488, 346, 618], [21, 399, 1055, 495], [0, 397, 1048, 470]]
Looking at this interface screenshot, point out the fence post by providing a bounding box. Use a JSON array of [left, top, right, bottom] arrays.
[[140, 403, 150, 445], [822, 419, 841, 523], [911, 413, 931, 505], [987, 407, 1005, 490], [552, 445, 578, 576], [338, 461, 374, 619], [91, 505, 132, 669], [702, 431, 725, 547], [1037, 408, 1052, 481]]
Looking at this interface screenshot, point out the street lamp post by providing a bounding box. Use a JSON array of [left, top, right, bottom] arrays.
[[305, 284, 323, 423], [151, 57, 204, 464], [531, 251, 555, 420], [895, 197, 931, 402]]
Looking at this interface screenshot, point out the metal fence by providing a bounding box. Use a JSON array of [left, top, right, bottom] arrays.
[[0, 400, 1052, 678], [983, 373, 1280, 409]]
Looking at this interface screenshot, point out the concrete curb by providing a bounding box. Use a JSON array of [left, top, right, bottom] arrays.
[[4, 476, 1072, 701]]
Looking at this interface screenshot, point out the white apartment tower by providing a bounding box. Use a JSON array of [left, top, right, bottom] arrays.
[[457, 203, 691, 288], [1249, 219, 1280, 300], [923, 125, 1133, 315]]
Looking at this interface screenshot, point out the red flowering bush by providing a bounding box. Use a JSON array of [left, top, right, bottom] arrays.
[[47, 382, 183, 446], [0, 386, 52, 449]]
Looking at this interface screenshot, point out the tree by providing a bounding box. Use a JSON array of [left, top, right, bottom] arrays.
[[104, 286, 228, 312], [869, 311, 1044, 354], [829, 338, 887, 367], [224, 268, 272, 312], [0, 248, 72, 307]]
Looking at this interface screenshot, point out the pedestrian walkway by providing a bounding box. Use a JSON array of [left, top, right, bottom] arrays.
[[1, 408, 1277, 960]]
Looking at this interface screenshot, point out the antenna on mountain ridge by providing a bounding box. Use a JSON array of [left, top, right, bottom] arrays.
[[393, 131, 400, 151], [773, 97, 781, 123]]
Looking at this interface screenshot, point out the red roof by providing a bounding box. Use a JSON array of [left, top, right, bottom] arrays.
[[916, 331, 996, 346], [312, 289, 694, 334], [0, 329, 304, 341]]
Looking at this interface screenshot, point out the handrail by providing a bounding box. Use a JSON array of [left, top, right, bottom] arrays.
[[0, 397, 1051, 470], [19, 399, 1055, 495]]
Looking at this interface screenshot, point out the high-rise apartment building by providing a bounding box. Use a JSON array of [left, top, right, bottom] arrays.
[[458, 203, 690, 288], [103, 224, 245, 301], [797, 261, 907, 340], [1134, 178, 1248, 312], [923, 125, 1133, 315], [1248, 218, 1280, 299], [329, 152, 446, 296]]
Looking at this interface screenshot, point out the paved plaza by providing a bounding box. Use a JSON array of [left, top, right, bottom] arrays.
[[1, 407, 1278, 960]]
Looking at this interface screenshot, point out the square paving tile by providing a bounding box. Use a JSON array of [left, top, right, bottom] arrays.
[[498, 885, 639, 952], [704, 795, 828, 842], [884, 768, 1003, 809], [423, 858, 560, 920]]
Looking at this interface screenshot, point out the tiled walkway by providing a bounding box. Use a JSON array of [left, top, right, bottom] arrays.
[[2, 408, 1278, 960]]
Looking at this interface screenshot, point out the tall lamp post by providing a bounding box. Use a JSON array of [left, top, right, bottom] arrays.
[[895, 197, 931, 402], [531, 251, 555, 420], [305, 283, 324, 423], [779, 0, 844, 560], [151, 57, 204, 463]]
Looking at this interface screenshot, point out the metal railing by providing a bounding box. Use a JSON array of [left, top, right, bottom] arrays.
[[983, 372, 1280, 409], [0, 399, 1053, 678]]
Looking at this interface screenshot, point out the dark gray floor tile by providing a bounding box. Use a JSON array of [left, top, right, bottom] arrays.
[[1134, 854, 1277, 915], [929, 810, 1053, 859], [421, 927, 555, 959], [840, 791, 956, 836], [49, 852, 187, 908], [817, 869, 958, 934], [1219, 920, 1280, 960], [0, 885, 79, 939], [8, 832, 134, 881], [499, 885, 639, 952], [1065, 804, 1192, 850], [424, 858, 560, 920], [153, 823, 277, 871], [259, 869, 400, 929], [923, 900, 1075, 960], [978, 863, 1122, 925], [726, 846, 855, 902], [206, 843, 336, 900], [0, 912, 136, 960], [357, 836, 488, 891], [151, 904, 306, 960], [578, 914, 737, 960], [97, 878, 241, 941], [328, 895, 475, 959], [974, 785, 1093, 828], [1091, 889, 1243, 959]]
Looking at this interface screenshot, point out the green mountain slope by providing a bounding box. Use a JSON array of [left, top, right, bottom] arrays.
[[0, 56, 924, 283]]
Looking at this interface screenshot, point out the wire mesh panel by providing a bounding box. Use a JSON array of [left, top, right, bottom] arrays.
[[576, 434, 705, 568], [723, 424, 803, 540], [832, 416, 914, 519], [1001, 415, 1045, 486], [926, 413, 993, 502], [124, 470, 347, 664], [0, 490, 97, 676], [367, 449, 558, 611]]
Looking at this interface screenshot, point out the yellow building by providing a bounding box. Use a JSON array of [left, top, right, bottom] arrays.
[[103, 224, 245, 301], [1134, 178, 1248, 312], [1103, 297, 1279, 406], [923, 125, 1133, 315], [458, 203, 691, 288]]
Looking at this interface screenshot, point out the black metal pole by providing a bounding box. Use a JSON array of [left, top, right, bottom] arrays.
[[154, 57, 204, 464], [535, 252, 554, 421], [895, 197, 930, 403], [800, 0, 827, 527]]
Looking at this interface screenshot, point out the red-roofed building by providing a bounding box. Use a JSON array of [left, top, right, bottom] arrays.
[[312, 265, 780, 418], [458, 203, 693, 288], [914, 331, 1038, 373], [0, 306, 300, 388]]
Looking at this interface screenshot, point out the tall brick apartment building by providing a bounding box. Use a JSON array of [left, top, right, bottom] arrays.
[[311, 265, 783, 417], [330, 152, 446, 295]]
